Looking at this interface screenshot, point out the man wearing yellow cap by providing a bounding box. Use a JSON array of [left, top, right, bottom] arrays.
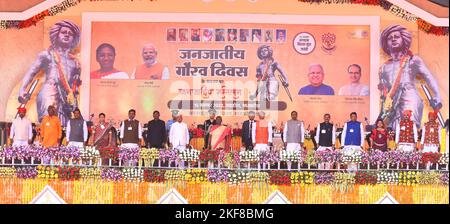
[[10, 107, 33, 146], [420, 111, 441, 153]]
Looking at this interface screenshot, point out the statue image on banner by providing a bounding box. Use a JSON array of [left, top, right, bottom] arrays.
[[378, 24, 442, 129], [249, 45, 291, 103], [18, 20, 81, 127]]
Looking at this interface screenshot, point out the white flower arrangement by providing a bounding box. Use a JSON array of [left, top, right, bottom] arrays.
[[279, 150, 301, 162], [438, 153, 449, 165], [228, 171, 251, 185], [79, 146, 100, 160], [239, 151, 260, 162], [178, 149, 200, 162], [340, 148, 363, 164], [122, 168, 143, 182], [377, 171, 399, 185]]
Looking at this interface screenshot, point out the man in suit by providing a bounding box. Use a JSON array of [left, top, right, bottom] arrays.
[[241, 111, 256, 150], [203, 109, 216, 149]]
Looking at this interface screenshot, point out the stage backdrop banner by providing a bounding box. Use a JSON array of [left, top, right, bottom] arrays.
[[81, 13, 378, 129]]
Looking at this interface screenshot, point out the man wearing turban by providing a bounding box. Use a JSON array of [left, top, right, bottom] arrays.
[[395, 110, 418, 152], [420, 111, 441, 153], [9, 107, 33, 146], [379, 25, 442, 130], [18, 20, 81, 127]]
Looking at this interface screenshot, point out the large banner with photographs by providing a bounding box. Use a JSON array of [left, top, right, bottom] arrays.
[[83, 13, 376, 129]]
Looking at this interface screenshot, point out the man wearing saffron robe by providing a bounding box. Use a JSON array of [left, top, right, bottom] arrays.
[[40, 105, 62, 147]]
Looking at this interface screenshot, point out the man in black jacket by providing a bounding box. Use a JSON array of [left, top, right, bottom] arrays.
[[146, 110, 166, 148], [241, 111, 256, 150]]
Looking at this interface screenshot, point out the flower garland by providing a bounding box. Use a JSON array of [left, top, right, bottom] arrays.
[[0, 164, 448, 186], [179, 149, 201, 162], [37, 166, 58, 179], [290, 171, 314, 185], [298, 0, 449, 36], [238, 150, 259, 162], [0, 0, 78, 30], [143, 169, 166, 183]]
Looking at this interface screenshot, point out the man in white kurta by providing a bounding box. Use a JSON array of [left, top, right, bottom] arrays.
[[169, 114, 190, 152], [283, 111, 304, 153], [252, 111, 273, 153], [10, 107, 33, 146]]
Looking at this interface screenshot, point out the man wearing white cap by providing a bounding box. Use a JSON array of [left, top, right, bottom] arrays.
[[169, 112, 190, 152]]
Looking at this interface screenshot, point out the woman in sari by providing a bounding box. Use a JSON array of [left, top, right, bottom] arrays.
[[370, 119, 388, 152], [91, 113, 118, 165], [208, 116, 232, 152]]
